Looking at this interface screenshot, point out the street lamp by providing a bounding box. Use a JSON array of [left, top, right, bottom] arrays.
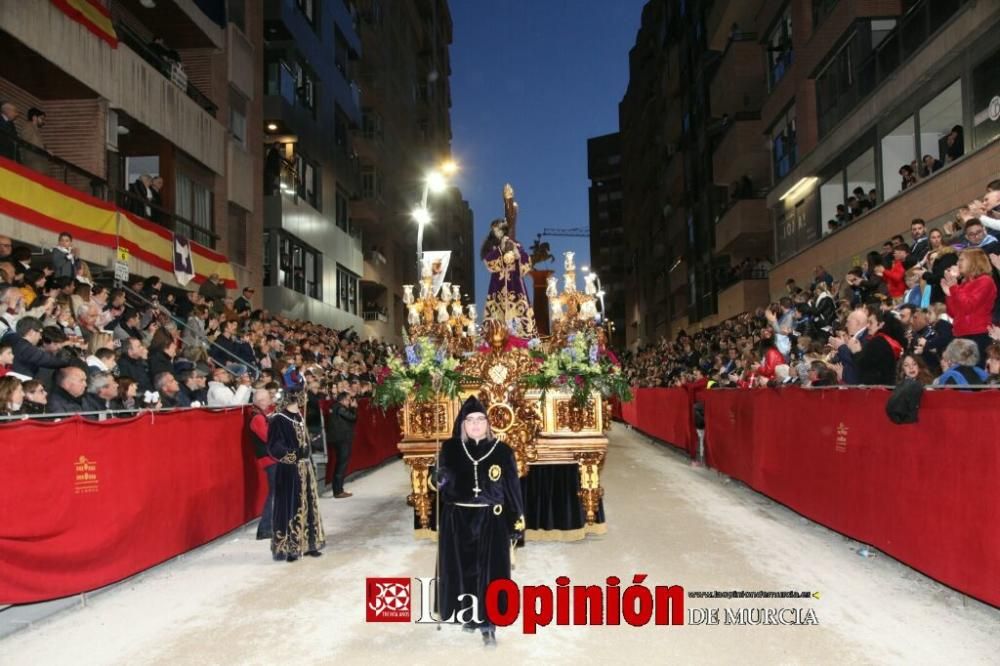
[[412, 160, 459, 278]]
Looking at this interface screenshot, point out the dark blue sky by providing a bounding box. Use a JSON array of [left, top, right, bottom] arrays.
[[444, 0, 646, 308]]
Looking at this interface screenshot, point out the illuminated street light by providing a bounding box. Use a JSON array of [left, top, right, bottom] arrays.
[[414, 159, 460, 278]]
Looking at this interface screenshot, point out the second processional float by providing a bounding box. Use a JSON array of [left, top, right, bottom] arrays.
[[374, 184, 631, 541]]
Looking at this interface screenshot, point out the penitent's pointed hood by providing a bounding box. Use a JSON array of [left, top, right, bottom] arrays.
[[452, 395, 488, 439]]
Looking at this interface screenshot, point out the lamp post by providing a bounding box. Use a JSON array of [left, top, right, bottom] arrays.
[[412, 160, 458, 278]]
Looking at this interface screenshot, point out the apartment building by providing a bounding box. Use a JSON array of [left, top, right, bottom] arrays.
[[260, 0, 364, 330], [0, 0, 263, 294], [587, 132, 627, 350], [353, 0, 472, 342], [619, 0, 1000, 347], [763, 0, 1000, 296]]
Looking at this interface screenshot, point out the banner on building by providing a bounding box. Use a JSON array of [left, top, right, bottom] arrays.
[[51, 0, 119, 48], [173, 234, 195, 286], [421, 250, 452, 297]]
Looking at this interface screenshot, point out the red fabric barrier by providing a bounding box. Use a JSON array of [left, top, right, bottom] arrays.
[[324, 399, 401, 485], [622, 387, 694, 454], [0, 409, 266, 604], [704, 388, 1000, 608]]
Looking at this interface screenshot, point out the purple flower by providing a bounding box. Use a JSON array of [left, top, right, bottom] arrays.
[[405, 345, 418, 365], [589, 345, 599, 363]]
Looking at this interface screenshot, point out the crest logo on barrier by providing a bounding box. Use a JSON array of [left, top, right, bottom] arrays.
[[834, 423, 848, 454], [74, 456, 99, 494]]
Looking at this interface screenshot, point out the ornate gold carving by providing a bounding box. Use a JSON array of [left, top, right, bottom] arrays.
[[556, 398, 598, 433], [487, 402, 515, 432], [410, 401, 448, 439], [576, 451, 605, 526], [459, 323, 543, 477], [405, 455, 436, 530], [488, 464, 501, 481]]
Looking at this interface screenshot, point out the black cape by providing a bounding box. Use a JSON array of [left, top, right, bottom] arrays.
[[268, 409, 326, 559], [435, 397, 525, 625]]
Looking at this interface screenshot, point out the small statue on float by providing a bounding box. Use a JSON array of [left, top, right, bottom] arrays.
[[481, 184, 538, 340]]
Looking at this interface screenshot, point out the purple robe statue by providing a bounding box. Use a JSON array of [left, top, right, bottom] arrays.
[[481, 184, 538, 339]]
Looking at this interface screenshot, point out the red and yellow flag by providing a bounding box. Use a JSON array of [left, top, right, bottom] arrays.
[[51, 0, 119, 48]]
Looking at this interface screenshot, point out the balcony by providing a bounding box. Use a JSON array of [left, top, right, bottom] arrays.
[[714, 198, 771, 258], [712, 115, 769, 190], [706, 0, 766, 52], [111, 0, 225, 50], [1, 0, 226, 175], [362, 251, 390, 287], [716, 278, 770, 321], [710, 38, 764, 119]]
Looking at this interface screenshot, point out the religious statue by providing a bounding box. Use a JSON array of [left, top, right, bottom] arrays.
[[528, 234, 554, 266], [481, 184, 538, 339]]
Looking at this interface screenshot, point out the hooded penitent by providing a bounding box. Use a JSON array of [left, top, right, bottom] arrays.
[[435, 395, 525, 631]]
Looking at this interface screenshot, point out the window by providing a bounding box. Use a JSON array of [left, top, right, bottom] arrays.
[[816, 35, 855, 136], [228, 0, 246, 32], [229, 89, 247, 146], [263, 230, 273, 285], [880, 116, 915, 201], [296, 0, 316, 26], [918, 79, 963, 168], [766, 8, 793, 89], [362, 109, 383, 140], [770, 106, 797, 182], [819, 171, 845, 235], [337, 265, 359, 315], [228, 204, 247, 265], [276, 232, 320, 299], [812, 0, 838, 28], [845, 147, 875, 211], [266, 58, 296, 104], [361, 166, 382, 199], [334, 28, 350, 79], [175, 174, 214, 248], [294, 62, 316, 111], [335, 188, 349, 233], [334, 106, 350, 153], [294, 153, 319, 209], [972, 46, 1000, 149]]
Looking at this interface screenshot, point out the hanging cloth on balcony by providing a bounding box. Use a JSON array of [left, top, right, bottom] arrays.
[[51, 0, 119, 48]]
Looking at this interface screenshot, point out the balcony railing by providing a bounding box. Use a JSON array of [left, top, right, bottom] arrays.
[[363, 310, 388, 322], [5, 137, 218, 248], [115, 20, 218, 117]]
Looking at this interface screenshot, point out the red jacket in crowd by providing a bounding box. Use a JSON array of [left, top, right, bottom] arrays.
[[756, 347, 786, 379], [883, 260, 907, 299], [947, 274, 997, 337]]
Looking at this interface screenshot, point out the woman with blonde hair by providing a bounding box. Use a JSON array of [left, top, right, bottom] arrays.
[[943, 248, 996, 365]]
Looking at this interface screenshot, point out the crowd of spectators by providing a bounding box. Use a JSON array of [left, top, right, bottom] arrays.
[[0, 231, 394, 421], [624, 178, 1000, 391]]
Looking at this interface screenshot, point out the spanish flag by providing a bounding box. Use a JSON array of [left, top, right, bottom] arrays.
[[51, 0, 119, 48]]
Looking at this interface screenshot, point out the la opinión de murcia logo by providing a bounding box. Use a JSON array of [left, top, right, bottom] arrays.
[[366, 578, 412, 622], [367, 575, 821, 631]]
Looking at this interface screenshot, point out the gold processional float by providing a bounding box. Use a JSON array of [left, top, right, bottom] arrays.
[[375, 205, 629, 541]]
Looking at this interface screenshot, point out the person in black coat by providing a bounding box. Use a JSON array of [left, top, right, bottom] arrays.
[[268, 391, 325, 562], [851, 309, 906, 386], [3, 317, 70, 379], [117, 337, 153, 393], [325, 391, 356, 498], [0, 101, 19, 161], [434, 396, 524, 647], [47, 366, 87, 415]]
